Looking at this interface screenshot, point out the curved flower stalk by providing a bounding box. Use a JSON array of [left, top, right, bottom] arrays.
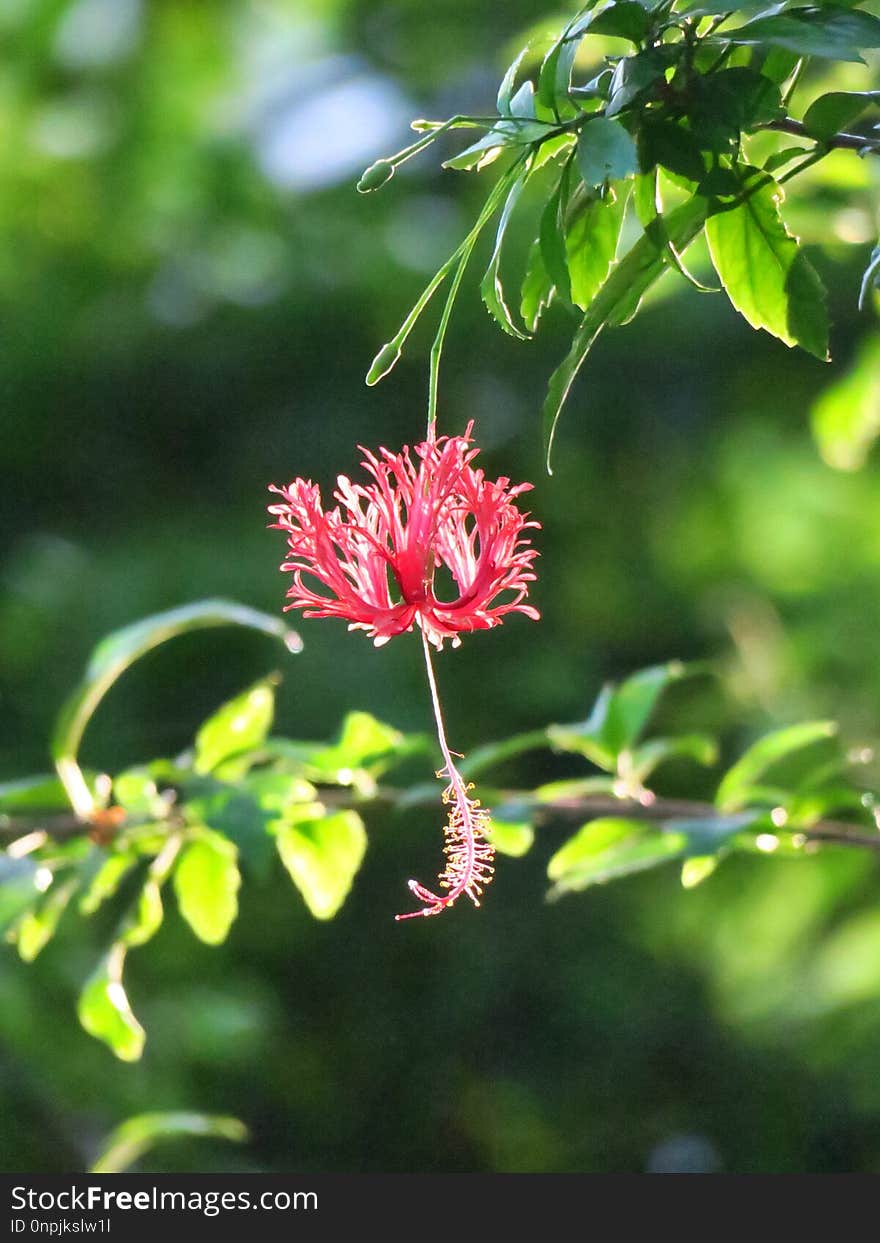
[[269, 424, 539, 918], [396, 631, 496, 920]]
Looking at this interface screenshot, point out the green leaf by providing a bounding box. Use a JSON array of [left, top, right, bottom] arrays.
[[443, 119, 554, 171], [119, 878, 164, 948], [244, 769, 319, 813], [113, 767, 167, 816], [78, 945, 145, 1062], [459, 729, 550, 780], [542, 195, 708, 469], [627, 733, 719, 783], [548, 685, 617, 770], [606, 46, 678, 117], [497, 46, 531, 116], [758, 46, 802, 85], [481, 171, 530, 339], [638, 120, 705, 183], [705, 170, 829, 360], [587, 2, 652, 43], [547, 818, 689, 893], [191, 787, 275, 875], [811, 335, 880, 471], [0, 773, 80, 813], [79, 850, 139, 916], [763, 145, 811, 173], [520, 237, 556, 332], [716, 721, 838, 813], [173, 829, 241, 945], [577, 117, 640, 187], [485, 817, 535, 857], [534, 775, 617, 802], [714, 7, 880, 63], [275, 810, 367, 920], [566, 186, 629, 310], [693, 67, 783, 142], [540, 161, 575, 303], [52, 600, 299, 818], [91, 1112, 248, 1175], [0, 856, 44, 932], [551, 661, 694, 767], [537, 31, 579, 119], [15, 877, 78, 962], [194, 677, 276, 775], [802, 90, 880, 141], [636, 169, 719, 291], [603, 662, 692, 753], [679, 0, 769, 13], [680, 855, 720, 889], [314, 711, 417, 781]]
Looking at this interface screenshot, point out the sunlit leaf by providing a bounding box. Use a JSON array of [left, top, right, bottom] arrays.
[[309, 711, 421, 784], [275, 810, 367, 920], [113, 767, 167, 816], [811, 335, 880, 470], [459, 729, 550, 780], [481, 170, 530, 338], [520, 237, 556, 332], [628, 733, 719, 783], [540, 160, 575, 303], [15, 877, 78, 962], [547, 818, 688, 893], [716, 721, 838, 812], [78, 945, 145, 1062], [497, 45, 532, 116], [802, 89, 880, 141], [79, 850, 140, 916], [0, 856, 44, 931], [606, 46, 678, 117], [194, 677, 277, 775], [577, 117, 639, 187], [91, 1112, 248, 1175], [119, 878, 164, 948], [705, 169, 829, 359], [680, 855, 720, 888], [566, 186, 629, 311], [0, 773, 86, 813], [485, 817, 535, 857], [550, 662, 695, 767], [587, 2, 652, 42], [713, 8, 880, 63], [173, 829, 241, 945]]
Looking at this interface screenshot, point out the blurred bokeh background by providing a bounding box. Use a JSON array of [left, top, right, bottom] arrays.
[[3, 0, 880, 1174]]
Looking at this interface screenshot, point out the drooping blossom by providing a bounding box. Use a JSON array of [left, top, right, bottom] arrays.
[[267, 422, 539, 651], [268, 423, 539, 920]]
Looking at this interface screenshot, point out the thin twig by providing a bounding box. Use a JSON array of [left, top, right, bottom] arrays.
[[759, 117, 880, 154], [5, 790, 879, 854]]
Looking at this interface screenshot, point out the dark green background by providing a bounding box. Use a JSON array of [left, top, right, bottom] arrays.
[[3, 0, 880, 1173]]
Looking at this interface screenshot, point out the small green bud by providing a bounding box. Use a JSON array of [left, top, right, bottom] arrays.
[[366, 341, 402, 385], [357, 159, 395, 193]]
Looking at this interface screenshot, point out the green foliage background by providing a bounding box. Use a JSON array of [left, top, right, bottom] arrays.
[[3, 0, 880, 1173]]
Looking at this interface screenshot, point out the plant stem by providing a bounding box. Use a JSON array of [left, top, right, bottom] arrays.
[[760, 117, 880, 154], [7, 787, 880, 855]]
